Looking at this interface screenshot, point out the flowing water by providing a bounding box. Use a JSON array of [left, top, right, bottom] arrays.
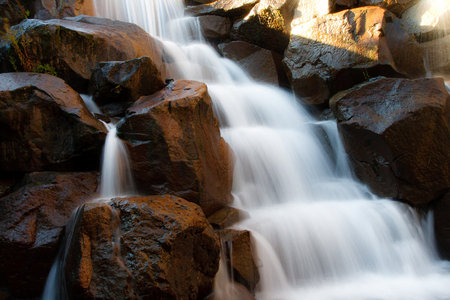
[[91, 1, 450, 299]]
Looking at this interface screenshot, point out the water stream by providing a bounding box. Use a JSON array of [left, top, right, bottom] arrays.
[[88, 0, 450, 299]]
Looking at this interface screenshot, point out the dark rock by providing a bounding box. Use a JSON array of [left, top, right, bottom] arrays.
[[117, 80, 233, 216], [434, 192, 450, 260], [421, 36, 450, 74], [186, 0, 259, 19], [199, 15, 232, 39], [284, 6, 426, 105], [90, 56, 165, 117], [331, 77, 450, 206], [0, 0, 34, 33], [66, 195, 220, 299], [0, 72, 106, 172], [0, 171, 98, 298]]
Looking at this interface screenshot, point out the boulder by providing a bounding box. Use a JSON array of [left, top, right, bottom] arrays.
[[0, 72, 106, 172], [117, 80, 233, 216], [284, 6, 426, 106], [331, 77, 450, 206], [421, 35, 450, 74], [0, 171, 98, 298], [90, 56, 165, 117], [186, 0, 259, 19], [199, 15, 232, 39], [359, 0, 420, 15], [208, 206, 249, 229], [434, 192, 450, 260], [66, 195, 220, 299], [0, 0, 34, 32], [0, 15, 165, 91], [34, 0, 94, 20], [292, 0, 334, 26], [218, 40, 287, 86]]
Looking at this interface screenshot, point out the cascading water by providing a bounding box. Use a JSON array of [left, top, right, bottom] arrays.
[[93, 0, 450, 299]]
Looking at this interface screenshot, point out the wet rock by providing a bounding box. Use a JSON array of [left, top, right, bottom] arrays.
[[90, 56, 165, 117], [434, 192, 450, 260], [331, 77, 450, 206], [208, 206, 249, 229], [186, 0, 259, 19], [284, 6, 426, 106], [359, 0, 420, 15], [221, 229, 259, 293], [199, 15, 232, 39], [218, 40, 287, 86], [421, 35, 450, 74], [0, 72, 106, 172], [117, 80, 233, 216], [0, 171, 98, 298], [0, 15, 165, 91], [66, 195, 220, 299]]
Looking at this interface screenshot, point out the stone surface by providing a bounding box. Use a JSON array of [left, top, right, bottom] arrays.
[[331, 77, 450, 206], [186, 0, 259, 19], [421, 35, 450, 74], [402, 2, 449, 39], [117, 80, 233, 216], [284, 6, 426, 105], [218, 40, 287, 85], [359, 0, 420, 15], [0, 171, 98, 298], [66, 195, 220, 299], [90, 56, 165, 116], [199, 15, 232, 39], [434, 192, 450, 260], [34, 0, 94, 20], [0, 0, 34, 32], [208, 206, 249, 229], [0, 15, 165, 91], [0, 72, 106, 172]]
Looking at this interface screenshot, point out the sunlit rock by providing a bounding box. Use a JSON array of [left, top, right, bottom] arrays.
[[35, 0, 94, 20], [359, 0, 420, 15], [284, 6, 426, 105], [331, 77, 450, 206], [117, 80, 233, 216], [186, 0, 259, 18]]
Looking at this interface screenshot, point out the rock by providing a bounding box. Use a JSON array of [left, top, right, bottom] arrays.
[[359, 0, 420, 15], [117, 80, 233, 216], [0, 0, 34, 32], [199, 15, 232, 39], [284, 6, 426, 105], [208, 206, 249, 229], [66, 195, 220, 299], [402, 1, 449, 40], [218, 40, 287, 86], [434, 192, 450, 260], [186, 0, 259, 19], [331, 77, 450, 206], [421, 35, 450, 74], [292, 0, 334, 25], [0, 72, 106, 172], [0, 171, 98, 298], [221, 229, 259, 293], [90, 56, 165, 117], [0, 15, 165, 91], [34, 0, 94, 20]]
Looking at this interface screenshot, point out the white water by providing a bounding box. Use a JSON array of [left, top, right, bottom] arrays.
[[93, 1, 450, 299]]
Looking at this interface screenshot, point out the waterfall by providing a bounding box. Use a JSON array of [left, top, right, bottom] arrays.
[[93, 0, 450, 299]]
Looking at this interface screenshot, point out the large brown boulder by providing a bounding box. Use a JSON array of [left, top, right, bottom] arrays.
[[0, 15, 165, 91], [434, 192, 450, 260], [0, 171, 98, 298], [284, 6, 426, 106], [186, 0, 259, 19], [66, 195, 220, 299], [34, 0, 94, 20], [331, 77, 450, 206], [199, 15, 232, 39], [117, 80, 233, 216], [0, 72, 106, 172]]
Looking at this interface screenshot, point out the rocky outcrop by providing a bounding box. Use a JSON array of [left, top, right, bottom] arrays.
[[0, 171, 98, 297], [331, 77, 450, 206], [218, 41, 287, 86], [199, 15, 232, 39], [90, 56, 165, 116], [434, 192, 450, 260], [0, 72, 106, 172], [66, 195, 220, 299], [284, 6, 426, 105], [359, 0, 419, 15], [186, 0, 259, 19], [0, 15, 165, 91], [117, 80, 233, 216], [34, 0, 94, 20]]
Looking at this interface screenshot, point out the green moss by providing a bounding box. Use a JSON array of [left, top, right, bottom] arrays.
[[33, 64, 57, 76]]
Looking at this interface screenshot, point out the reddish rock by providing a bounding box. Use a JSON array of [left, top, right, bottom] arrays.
[[434, 192, 450, 260], [0, 15, 165, 91], [199, 15, 232, 39], [186, 0, 259, 19], [359, 0, 420, 15], [35, 0, 94, 20], [66, 195, 220, 299], [208, 206, 249, 229], [284, 6, 426, 105], [0, 171, 99, 298], [0, 72, 106, 172], [117, 80, 233, 216], [331, 77, 450, 206]]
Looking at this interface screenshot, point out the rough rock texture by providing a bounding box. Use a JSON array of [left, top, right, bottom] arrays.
[[331, 77, 450, 206], [0, 172, 98, 298], [221, 229, 259, 293], [90, 56, 165, 116], [0, 0, 34, 32], [359, 0, 419, 15], [434, 192, 450, 260], [117, 80, 233, 216], [66, 195, 220, 299], [208, 206, 248, 229], [34, 0, 94, 20], [186, 0, 260, 19], [218, 40, 287, 86], [284, 6, 426, 105], [199, 15, 232, 39], [0, 15, 165, 91], [0, 72, 106, 172]]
